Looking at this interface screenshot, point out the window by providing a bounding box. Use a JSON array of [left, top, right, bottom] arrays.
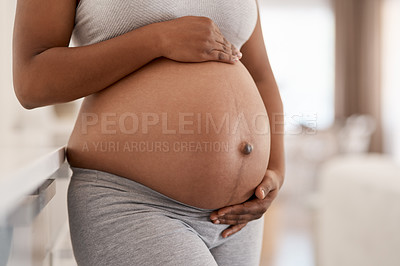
[[381, 0, 400, 162], [259, 0, 335, 131]]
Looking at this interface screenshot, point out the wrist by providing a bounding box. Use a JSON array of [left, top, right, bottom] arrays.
[[148, 21, 170, 58], [266, 168, 285, 189], [137, 22, 165, 59]]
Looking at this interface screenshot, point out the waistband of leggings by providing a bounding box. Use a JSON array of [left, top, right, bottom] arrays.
[[69, 166, 218, 214]]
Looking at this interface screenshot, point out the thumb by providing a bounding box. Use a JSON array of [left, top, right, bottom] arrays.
[[255, 181, 271, 200]]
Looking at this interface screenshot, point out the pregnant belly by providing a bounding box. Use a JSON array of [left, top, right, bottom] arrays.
[[67, 57, 271, 209]]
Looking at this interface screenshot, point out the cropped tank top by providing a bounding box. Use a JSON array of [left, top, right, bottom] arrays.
[[71, 0, 258, 50]]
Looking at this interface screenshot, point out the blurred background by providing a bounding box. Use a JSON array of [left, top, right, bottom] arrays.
[[1, 0, 399, 265]]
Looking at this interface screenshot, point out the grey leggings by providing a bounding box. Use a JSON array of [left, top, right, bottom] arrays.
[[67, 167, 264, 266]]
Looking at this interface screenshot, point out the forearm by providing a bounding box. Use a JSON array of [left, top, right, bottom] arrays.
[[13, 23, 162, 109], [255, 79, 285, 188]]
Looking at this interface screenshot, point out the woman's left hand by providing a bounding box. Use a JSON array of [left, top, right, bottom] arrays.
[[209, 169, 283, 238]]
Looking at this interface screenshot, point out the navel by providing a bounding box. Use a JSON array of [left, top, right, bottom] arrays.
[[240, 141, 253, 155]]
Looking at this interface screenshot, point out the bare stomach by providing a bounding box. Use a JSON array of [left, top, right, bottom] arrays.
[[67, 57, 270, 209]]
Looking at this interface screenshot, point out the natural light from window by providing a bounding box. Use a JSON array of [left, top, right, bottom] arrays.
[[381, 0, 400, 162], [259, 0, 335, 131]]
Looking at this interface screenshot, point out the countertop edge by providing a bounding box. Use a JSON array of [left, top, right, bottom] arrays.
[[0, 146, 66, 219]]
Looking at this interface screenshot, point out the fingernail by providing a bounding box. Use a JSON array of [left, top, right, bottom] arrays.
[[225, 232, 231, 238], [261, 189, 266, 199], [232, 56, 239, 62], [238, 52, 242, 58], [214, 220, 220, 224]]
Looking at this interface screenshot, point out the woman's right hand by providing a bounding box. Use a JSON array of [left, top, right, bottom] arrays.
[[157, 16, 242, 64]]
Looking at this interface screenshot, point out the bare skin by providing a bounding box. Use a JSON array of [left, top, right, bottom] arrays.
[[13, 4, 239, 108], [210, 5, 285, 237], [67, 57, 271, 209], [13, 0, 285, 238]]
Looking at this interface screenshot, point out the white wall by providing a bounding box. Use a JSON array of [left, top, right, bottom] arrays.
[[0, 0, 19, 140]]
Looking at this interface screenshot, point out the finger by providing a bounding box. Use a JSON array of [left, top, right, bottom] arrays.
[[214, 33, 225, 45], [210, 210, 220, 221], [215, 33, 239, 57], [221, 223, 247, 238], [217, 214, 256, 225], [214, 41, 232, 55], [208, 49, 238, 64], [218, 200, 262, 216], [219, 212, 262, 221], [215, 40, 235, 57], [217, 202, 270, 223], [212, 24, 241, 57], [210, 207, 233, 221], [214, 204, 246, 217], [255, 178, 275, 200], [231, 43, 242, 58], [214, 25, 223, 35]]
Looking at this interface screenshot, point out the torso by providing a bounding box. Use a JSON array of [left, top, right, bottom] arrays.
[[67, 0, 271, 209], [67, 58, 270, 209]]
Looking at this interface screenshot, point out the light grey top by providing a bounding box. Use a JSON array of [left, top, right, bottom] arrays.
[[71, 0, 258, 50]]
